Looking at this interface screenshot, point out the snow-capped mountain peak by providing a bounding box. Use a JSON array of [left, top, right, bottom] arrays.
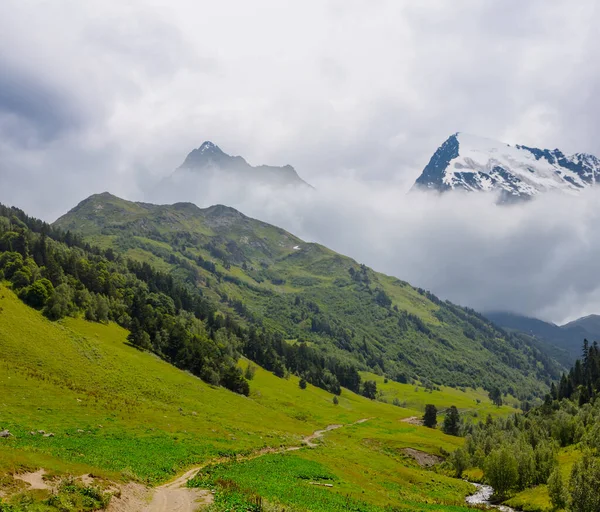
[[412, 133, 600, 199]]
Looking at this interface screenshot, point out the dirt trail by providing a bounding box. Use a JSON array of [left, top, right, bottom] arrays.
[[139, 417, 371, 512], [302, 424, 343, 447]]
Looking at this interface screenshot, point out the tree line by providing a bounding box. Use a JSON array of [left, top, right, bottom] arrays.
[[447, 339, 600, 511]]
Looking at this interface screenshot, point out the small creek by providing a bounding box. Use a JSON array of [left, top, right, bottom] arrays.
[[465, 483, 517, 511]]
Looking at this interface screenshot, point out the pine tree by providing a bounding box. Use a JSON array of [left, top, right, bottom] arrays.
[[442, 406, 461, 436], [423, 404, 437, 428]]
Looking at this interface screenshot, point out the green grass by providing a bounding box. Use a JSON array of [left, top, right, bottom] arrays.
[[0, 283, 496, 510], [361, 372, 520, 418]]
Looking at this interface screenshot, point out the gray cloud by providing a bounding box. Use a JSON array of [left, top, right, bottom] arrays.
[[160, 179, 600, 325], [0, 0, 599, 321]]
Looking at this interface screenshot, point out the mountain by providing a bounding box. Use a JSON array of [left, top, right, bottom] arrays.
[[562, 314, 600, 337], [412, 132, 600, 199], [485, 311, 600, 365], [158, 141, 312, 193], [53, 192, 562, 397]]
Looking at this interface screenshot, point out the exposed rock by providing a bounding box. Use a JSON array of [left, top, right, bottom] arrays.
[[0, 429, 11, 438], [402, 448, 442, 467]]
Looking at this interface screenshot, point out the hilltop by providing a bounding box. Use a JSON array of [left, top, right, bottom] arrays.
[[54, 192, 561, 397]]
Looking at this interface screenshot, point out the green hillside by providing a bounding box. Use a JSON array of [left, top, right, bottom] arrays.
[[0, 282, 491, 511], [54, 192, 560, 398]]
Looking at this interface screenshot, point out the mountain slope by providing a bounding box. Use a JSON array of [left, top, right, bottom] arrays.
[[54, 192, 562, 398], [413, 132, 600, 199], [562, 314, 600, 338], [0, 282, 484, 511], [484, 311, 600, 365]]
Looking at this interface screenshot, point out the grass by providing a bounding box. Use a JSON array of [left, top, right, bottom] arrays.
[[0, 283, 518, 510], [361, 372, 520, 418]]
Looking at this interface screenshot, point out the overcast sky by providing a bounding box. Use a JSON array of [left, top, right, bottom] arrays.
[[1, 0, 600, 322]]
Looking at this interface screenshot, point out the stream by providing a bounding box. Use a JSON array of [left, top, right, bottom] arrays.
[[465, 483, 517, 511]]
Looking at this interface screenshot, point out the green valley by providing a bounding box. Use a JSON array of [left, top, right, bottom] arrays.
[[0, 194, 578, 512], [2, 280, 485, 511]]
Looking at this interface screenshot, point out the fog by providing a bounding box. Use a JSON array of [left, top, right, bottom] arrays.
[[150, 175, 600, 325]]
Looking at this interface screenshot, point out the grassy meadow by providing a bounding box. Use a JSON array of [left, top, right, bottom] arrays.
[[0, 282, 516, 510]]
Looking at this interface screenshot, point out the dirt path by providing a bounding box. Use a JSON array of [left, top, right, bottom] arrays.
[[144, 487, 213, 512], [139, 417, 371, 512], [302, 424, 343, 447]]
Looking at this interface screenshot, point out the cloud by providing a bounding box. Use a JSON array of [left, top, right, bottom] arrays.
[[0, 0, 599, 321], [148, 170, 600, 325]]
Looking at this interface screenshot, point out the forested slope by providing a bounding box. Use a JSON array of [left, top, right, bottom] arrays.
[[50, 193, 561, 398]]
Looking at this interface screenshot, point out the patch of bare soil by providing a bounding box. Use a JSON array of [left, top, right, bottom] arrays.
[[13, 469, 50, 490], [401, 416, 423, 426], [106, 482, 153, 512], [402, 448, 442, 467], [145, 487, 213, 512]]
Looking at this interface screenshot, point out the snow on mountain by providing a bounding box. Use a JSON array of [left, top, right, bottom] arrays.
[[412, 133, 600, 199]]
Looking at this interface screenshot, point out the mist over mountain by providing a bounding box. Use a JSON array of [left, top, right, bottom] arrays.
[[413, 133, 600, 200], [148, 141, 312, 204]]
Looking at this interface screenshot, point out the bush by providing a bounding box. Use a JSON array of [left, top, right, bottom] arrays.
[[11, 269, 31, 289], [361, 380, 377, 399], [244, 364, 256, 380], [44, 283, 74, 320], [21, 279, 53, 309]]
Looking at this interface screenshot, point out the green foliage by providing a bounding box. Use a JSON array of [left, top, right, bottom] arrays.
[[361, 380, 377, 400], [547, 467, 567, 510], [20, 279, 53, 309], [484, 447, 518, 498], [244, 363, 256, 380], [299, 377, 307, 389], [449, 447, 469, 478], [0, 478, 111, 511], [488, 387, 503, 407], [44, 283, 74, 321], [442, 406, 461, 436], [569, 452, 600, 512], [423, 404, 437, 428]]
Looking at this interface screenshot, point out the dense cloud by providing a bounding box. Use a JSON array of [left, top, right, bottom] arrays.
[[153, 176, 600, 325], [0, 0, 599, 321]]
